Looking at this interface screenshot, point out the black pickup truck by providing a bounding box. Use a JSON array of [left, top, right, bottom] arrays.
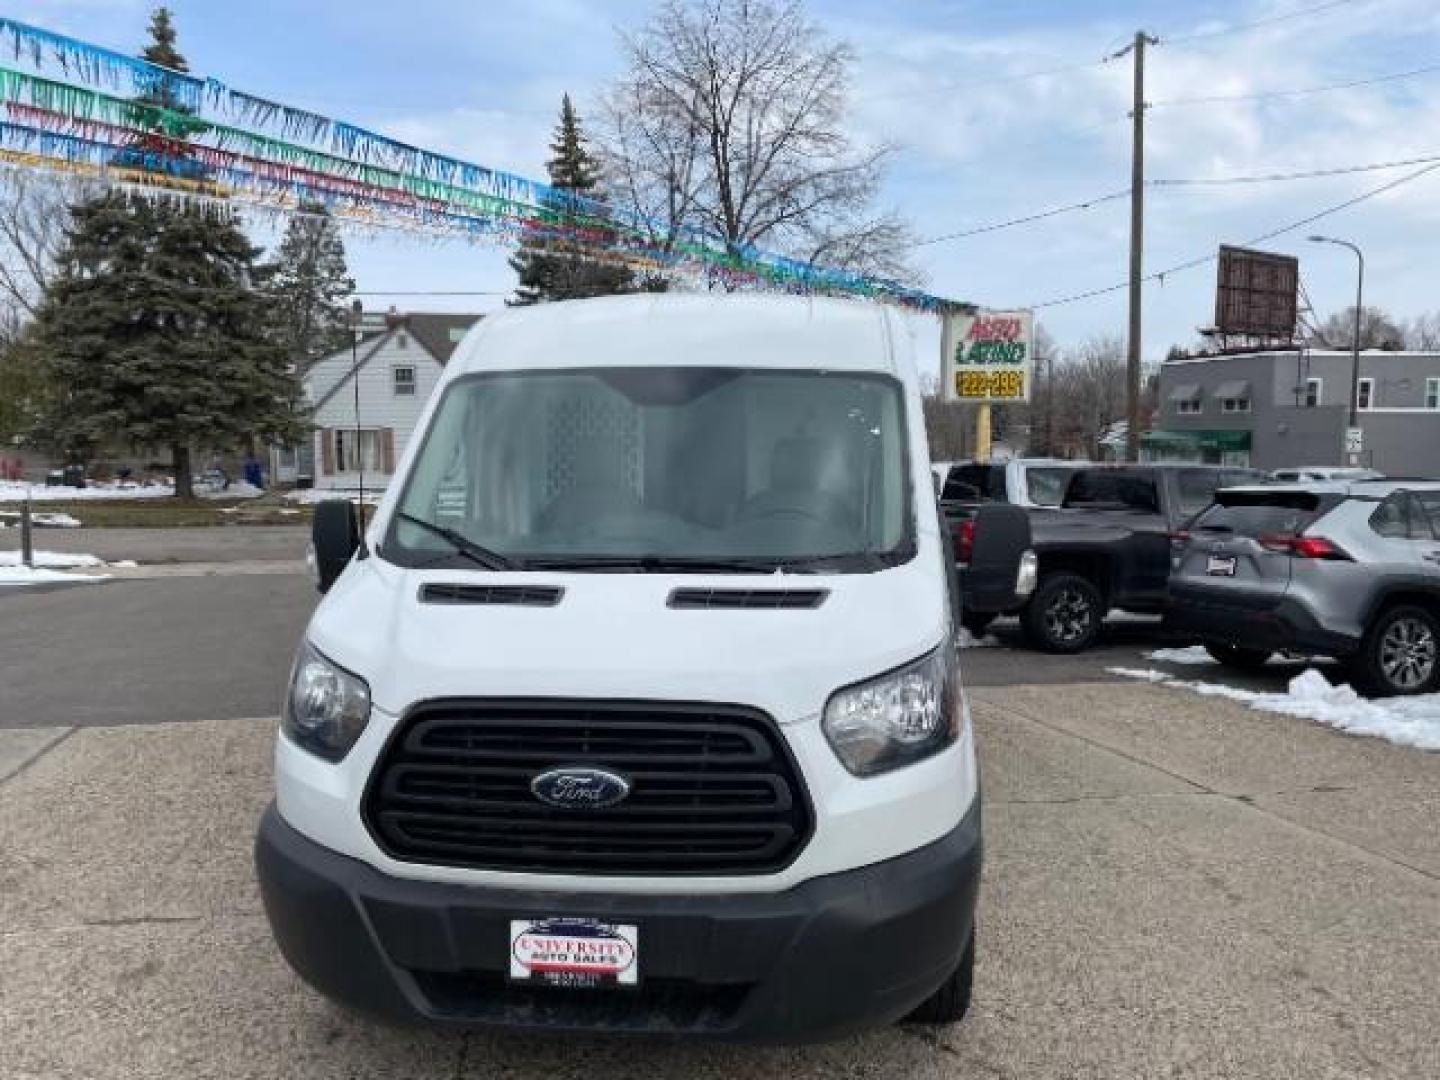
[[1008, 465, 1268, 651]]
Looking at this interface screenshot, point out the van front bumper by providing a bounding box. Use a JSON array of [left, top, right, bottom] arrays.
[[254, 799, 982, 1044]]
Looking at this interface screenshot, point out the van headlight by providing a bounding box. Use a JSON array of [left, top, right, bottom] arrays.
[[822, 644, 962, 777], [282, 641, 371, 761]]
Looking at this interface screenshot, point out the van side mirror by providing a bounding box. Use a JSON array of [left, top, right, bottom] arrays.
[[311, 499, 360, 593]]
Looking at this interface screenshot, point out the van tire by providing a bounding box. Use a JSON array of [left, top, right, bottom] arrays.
[[1203, 644, 1273, 671], [903, 930, 974, 1025], [1022, 573, 1103, 653], [1349, 604, 1440, 697]]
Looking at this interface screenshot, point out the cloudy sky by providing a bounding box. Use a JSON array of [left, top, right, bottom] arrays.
[[9, 0, 1440, 360]]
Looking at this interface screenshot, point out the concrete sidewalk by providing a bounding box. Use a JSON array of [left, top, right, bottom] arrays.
[[2, 681, 1437, 1078]]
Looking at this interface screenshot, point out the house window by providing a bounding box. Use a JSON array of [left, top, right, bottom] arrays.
[[1426, 377, 1440, 410], [334, 429, 382, 473], [393, 366, 416, 396], [1220, 398, 1250, 414], [1357, 378, 1374, 410], [1304, 378, 1322, 408], [1176, 398, 1202, 415], [396, 332, 408, 349]]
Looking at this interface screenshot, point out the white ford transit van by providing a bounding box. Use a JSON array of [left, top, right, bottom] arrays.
[[256, 294, 984, 1042]]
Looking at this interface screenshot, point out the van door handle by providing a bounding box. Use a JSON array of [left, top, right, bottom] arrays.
[[1424, 551, 1440, 564]]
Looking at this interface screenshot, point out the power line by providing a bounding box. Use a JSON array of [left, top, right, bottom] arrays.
[[1026, 159, 1440, 309], [1151, 60, 1440, 107], [1153, 152, 1440, 186], [1160, 0, 1360, 47], [910, 189, 1130, 248]]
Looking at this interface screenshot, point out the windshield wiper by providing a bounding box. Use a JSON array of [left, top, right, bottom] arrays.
[[395, 511, 522, 571], [524, 555, 793, 574]]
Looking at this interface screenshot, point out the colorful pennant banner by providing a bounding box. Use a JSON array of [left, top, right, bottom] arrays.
[[0, 15, 951, 311]]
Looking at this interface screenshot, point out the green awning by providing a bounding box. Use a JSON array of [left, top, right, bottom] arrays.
[[1141, 430, 1252, 451]]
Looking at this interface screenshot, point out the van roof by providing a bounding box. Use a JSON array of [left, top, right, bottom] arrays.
[[447, 294, 906, 379]]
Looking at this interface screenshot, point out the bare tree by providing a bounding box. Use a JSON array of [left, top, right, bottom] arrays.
[[1404, 311, 1440, 351], [0, 172, 84, 345], [1311, 306, 1405, 351], [1050, 336, 1126, 458], [605, 0, 914, 281]]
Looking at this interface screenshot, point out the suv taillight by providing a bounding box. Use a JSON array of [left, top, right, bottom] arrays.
[[955, 518, 975, 564], [1259, 533, 1350, 560]]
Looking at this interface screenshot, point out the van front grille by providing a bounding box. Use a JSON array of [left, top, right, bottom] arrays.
[[363, 700, 812, 875]]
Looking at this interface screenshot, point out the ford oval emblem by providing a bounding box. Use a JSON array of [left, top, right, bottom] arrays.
[[530, 767, 632, 810]]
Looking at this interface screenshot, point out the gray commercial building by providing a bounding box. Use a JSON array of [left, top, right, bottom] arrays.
[[1148, 349, 1440, 475]]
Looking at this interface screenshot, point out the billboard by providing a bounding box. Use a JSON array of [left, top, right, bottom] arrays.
[[942, 310, 1034, 403], [1213, 245, 1299, 338]]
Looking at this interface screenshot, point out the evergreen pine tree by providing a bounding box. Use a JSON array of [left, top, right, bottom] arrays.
[[509, 95, 636, 305], [259, 201, 355, 370], [31, 8, 306, 497]]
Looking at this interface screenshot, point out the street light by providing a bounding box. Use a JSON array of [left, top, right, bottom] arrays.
[[1307, 235, 1365, 459]]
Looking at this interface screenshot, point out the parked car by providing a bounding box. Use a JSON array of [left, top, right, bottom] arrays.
[[937, 458, 1070, 634], [256, 294, 985, 1043], [1167, 480, 1440, 695], [997, 464, 1268, 651], [938, 457, 1087, 509], [1271, 466, 1384, 482]]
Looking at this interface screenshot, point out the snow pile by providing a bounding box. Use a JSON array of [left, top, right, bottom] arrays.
[[0, 550, 106, 569], [1146, 646, 1218, 666], [0, 548, 129, 586], [0, 480, 173, 502], [197, 480, 263, 500], [1107, 666, 1440, 751], [0, 510, 82, 528], [0, 565, 108, 586], [285, 487, 384, 506]]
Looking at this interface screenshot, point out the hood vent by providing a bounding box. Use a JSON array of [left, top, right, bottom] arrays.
[[667, 588, 829, 610], [419, 583, 564, 607]]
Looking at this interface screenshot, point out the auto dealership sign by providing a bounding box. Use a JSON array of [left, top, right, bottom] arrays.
[[942, 309, 1035, 403]]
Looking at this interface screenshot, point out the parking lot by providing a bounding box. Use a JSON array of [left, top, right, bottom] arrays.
[[3, 537, 1439, 1078]]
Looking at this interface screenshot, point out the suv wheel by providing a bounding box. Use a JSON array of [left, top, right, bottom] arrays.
[[1203, 644, 1273, 671], [1022, 573, 1103, 653], [1353, 605, 1440, 697], [903, 929, 974, 1025]]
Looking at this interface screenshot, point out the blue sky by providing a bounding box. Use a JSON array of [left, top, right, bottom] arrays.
[[10, 0, 1440, 361]]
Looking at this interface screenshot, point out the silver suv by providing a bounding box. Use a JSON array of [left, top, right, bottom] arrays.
[[1167, 481, 1440, 696]]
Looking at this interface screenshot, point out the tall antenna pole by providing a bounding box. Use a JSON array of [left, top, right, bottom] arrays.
[[351, 299, 364, 525], [1116, 31, 1157, 462]]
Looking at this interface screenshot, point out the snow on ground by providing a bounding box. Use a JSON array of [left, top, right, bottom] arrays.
[[0, 550, 106, 569], [0, 565, 108, 586], [1146, 646, 1218, 666], [0, 479, 264, 502], [0, 480, 173, 502], [1108, 666, 1440, 751], [0, 510, 82, 528], [1146, 645, 1291, 666], [285, 487, 384, 506]]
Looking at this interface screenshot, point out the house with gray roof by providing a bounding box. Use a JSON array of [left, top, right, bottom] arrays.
[[272, 310, 483, 489]]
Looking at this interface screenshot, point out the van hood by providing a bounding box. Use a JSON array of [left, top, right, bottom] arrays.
[[305, 555, 948, 724]]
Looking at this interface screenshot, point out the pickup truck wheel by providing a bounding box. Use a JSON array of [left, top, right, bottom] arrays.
[[902, 929, 974, 1025], [1022, 573, 1103, 653], [1351, 605, 1440, 697], [1203, 644, 1273, 671]]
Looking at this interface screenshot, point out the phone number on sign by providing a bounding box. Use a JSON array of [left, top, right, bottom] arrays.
[[955, 369, 1026, 399]]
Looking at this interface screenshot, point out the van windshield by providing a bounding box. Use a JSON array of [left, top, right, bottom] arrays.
[[383, 367, 914, 573]]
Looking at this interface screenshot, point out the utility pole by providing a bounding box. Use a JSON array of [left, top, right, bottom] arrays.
[[1116, 31, 1157, 462]]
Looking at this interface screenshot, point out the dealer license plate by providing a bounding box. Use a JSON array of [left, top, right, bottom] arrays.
[[509, 918, 639, 989], [1206, 555, 1237, 577]]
